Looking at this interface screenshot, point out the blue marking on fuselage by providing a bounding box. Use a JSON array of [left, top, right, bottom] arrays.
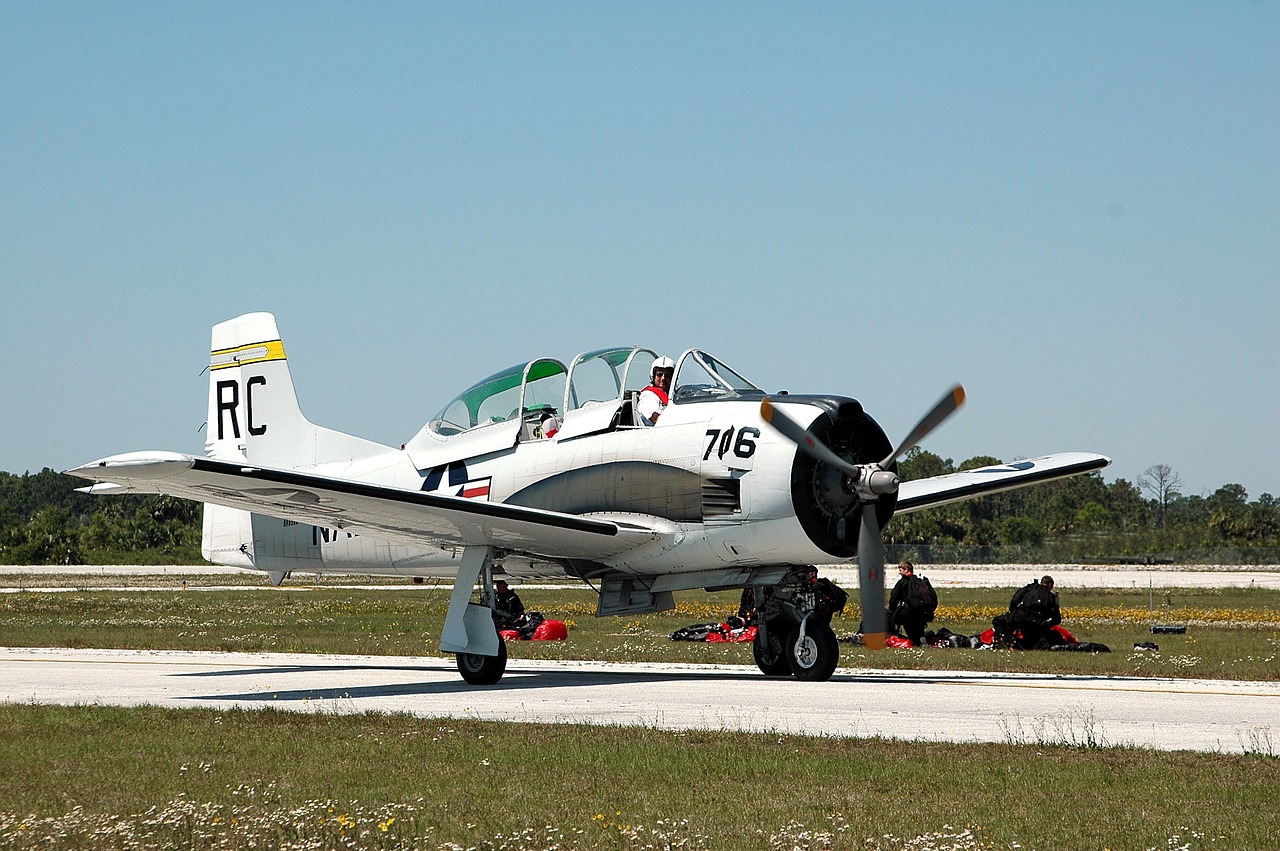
[[421, 460, 471, 491], [975, 461, 1036, 474]]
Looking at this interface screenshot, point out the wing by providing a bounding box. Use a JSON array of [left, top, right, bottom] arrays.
[[67, 452, 664, 561], [894, 452, 1110, 513]]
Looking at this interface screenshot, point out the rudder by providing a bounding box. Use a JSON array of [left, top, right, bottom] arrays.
[[204, 312, 389, 468]]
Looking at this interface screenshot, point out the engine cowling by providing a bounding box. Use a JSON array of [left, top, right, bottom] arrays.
[[785, 396, 897, 559]]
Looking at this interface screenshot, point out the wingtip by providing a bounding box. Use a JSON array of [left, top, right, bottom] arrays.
[[65, 451, 196, 480]]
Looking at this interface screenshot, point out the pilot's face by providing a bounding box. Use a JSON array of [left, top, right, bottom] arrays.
[[653, 369, 673, 389]]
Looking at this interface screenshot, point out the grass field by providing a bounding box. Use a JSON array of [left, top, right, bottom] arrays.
[[2, 580, 1277, 681], [1, 577, 1278, 850], [2, 705, 1278, 850]]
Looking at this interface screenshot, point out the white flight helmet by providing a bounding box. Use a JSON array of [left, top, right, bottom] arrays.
[[651, 356, 675, 378]]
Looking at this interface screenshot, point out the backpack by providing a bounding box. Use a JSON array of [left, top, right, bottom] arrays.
[[813, 577, 849, 619], [516, 610, 545, 640], [1011, 581, 1053, 614], [905, 575, 937, 620]]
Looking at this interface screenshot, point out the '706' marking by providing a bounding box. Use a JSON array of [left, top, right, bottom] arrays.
[[704, 426, 759, 461]]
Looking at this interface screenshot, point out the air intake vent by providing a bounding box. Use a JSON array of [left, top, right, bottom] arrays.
[[702, 478, 741, 518]]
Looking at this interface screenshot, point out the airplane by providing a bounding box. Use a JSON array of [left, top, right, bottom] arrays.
[[68, 312, 1110, 685]]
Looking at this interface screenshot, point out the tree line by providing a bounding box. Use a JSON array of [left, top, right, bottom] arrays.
[[1, 469, 201, 565], [3, 458, 1278, 565], [887, 450, 1280, 563]]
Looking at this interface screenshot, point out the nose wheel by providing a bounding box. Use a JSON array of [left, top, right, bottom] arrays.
[[786, 621, 839, 681]]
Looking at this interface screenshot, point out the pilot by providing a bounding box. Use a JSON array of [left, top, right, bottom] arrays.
[[537, 408, 560, 439], [638, 356, 675, 426]]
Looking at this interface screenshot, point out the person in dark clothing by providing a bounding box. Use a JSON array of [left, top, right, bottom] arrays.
[[493, 579, 526, 629], [887, 561, 937, 646], [733, 586, 757, 629], [995, 575, 1062, 649], [811, 572, 848, 625]]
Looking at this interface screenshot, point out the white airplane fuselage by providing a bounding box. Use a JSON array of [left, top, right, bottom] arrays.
[[204, 395, 853, 582]]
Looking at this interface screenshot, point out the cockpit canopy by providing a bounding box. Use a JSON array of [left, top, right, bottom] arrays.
[[427, 346, 763, 438]]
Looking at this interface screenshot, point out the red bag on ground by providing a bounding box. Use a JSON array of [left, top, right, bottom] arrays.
[[979, 627, 995, 645], [532, 619, 568, 641], [499, 629, 521, 641], [885, 634, 914, 648]]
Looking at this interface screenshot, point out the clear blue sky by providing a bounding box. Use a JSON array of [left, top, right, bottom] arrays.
[[3, 3, 1277, 501]]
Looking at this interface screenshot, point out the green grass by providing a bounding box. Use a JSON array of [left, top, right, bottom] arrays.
[[0, 704, 1276, 850], [2, 582, 1277, 680]]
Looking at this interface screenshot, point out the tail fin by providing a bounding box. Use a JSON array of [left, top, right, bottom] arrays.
[[205, 312, 389, 468]]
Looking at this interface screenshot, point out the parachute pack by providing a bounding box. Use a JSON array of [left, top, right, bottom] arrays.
[[904, 575, 938, 618]]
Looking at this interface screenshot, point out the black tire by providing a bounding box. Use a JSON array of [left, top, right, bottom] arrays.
[[456, 638, 508, 685], [785, 621, 839, 682], [752, 623, 792, 676]]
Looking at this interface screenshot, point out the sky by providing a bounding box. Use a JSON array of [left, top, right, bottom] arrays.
[[2, 2, 1277, 501]]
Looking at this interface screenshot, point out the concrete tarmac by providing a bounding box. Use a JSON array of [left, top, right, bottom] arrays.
[[2, 647, 1277, 754]]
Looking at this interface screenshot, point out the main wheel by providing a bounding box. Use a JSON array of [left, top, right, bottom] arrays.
[[752, 622, 792, 676], [786, 621, 839, 682], [456, 638, 508, 685]]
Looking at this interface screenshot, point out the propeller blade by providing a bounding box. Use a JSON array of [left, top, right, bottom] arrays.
[[881, 384, 966, 468], [857, 502, 887, 650], [760, 398, 863, 480]]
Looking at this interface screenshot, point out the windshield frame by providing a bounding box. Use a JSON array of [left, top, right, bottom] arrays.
[[671, 349, 763, 403], [428, 358, 568, 436]]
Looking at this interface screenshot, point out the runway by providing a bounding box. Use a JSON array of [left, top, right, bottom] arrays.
[[3, 646, 1276, 755]]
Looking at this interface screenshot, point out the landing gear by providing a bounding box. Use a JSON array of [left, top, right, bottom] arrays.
[[456, 637, 508, 685], [442, 547, 510, 685], [745, 568, 845, 682], [786, 620, 839, 681], [752, 621, 791, 676]]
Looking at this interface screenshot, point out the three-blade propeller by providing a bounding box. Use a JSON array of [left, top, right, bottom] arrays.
[[760, 385, 965, 650]]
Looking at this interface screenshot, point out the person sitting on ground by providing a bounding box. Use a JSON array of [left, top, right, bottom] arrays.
[[493, 579, 526, 629], [993, 575, 1062, 649], [887, 561, 937, 647], [731, 586, 757, 630]]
